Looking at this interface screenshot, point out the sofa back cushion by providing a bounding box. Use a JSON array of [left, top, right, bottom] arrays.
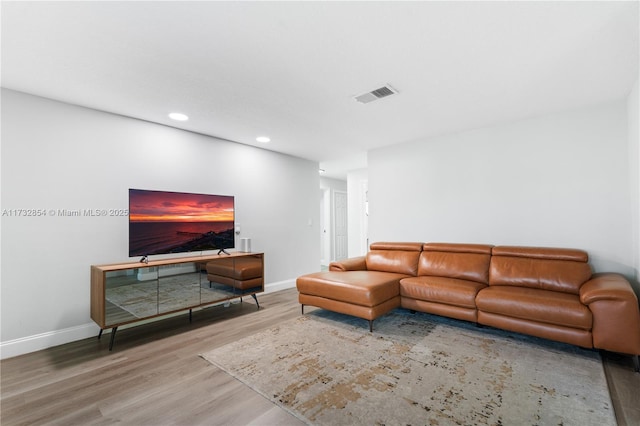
[[365, 242, 423, 276], [489, 246, 592, 294], [418, 243, 493, 284]]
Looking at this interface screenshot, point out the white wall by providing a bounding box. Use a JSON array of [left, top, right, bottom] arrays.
[[629, 78, 640, 293], [0, 89, 320, 357], [347, 169, 368, 257], [368, 101, 634, 283]]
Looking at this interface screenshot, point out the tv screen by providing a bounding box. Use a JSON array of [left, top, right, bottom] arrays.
[[129, 189, 235, 257]]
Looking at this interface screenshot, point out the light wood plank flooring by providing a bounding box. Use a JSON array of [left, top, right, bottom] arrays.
[[1, 288, 638, 425]]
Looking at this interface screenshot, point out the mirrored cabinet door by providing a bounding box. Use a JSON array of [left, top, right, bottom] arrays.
[[104, 267, 159, 326], [202, 257, 239, 304], [202, 254, 264, 304], [158, 262, 201, 314]]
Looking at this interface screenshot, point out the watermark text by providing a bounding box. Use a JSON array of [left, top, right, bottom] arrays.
[[2, 208, 129, 217]]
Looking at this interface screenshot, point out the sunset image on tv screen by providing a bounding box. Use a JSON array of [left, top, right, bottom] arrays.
[[128, 189, 235, 257]]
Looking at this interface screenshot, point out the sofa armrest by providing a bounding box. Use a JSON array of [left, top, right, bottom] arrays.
[[580, 273, 640, 355], [329, 256, 367, 271], [581, 273, 638, 303]]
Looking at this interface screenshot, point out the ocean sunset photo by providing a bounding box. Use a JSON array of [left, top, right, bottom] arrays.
[[129, 189, 235, 256]]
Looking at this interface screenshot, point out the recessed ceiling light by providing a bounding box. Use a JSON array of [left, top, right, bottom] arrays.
[[169, 112, 189, 121], [319, 169, 326, 174], [256, 136, 271, 143]]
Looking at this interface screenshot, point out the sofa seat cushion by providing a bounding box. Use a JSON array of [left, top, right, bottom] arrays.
[[296, 271, 405, 307], [400, 276, 486, 309], [476, 286, 592, 330]]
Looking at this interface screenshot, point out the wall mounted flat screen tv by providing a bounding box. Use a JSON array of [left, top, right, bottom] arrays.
[[129, 189, 235, 257]]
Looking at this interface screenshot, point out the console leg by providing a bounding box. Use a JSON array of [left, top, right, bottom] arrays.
[[251, 293, 260, 310], [98, 329, 103, 339], [633, 355, 639, 373], [369, 320, 373, 333], [109, 327, 118, 351]]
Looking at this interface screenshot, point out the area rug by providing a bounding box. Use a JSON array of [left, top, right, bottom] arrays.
[[200, 309, 616, 425]]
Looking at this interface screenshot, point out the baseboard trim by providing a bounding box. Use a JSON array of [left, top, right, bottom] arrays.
[[1, 280, 298, 360], [1, 322, 99, 360], [264, 278, 296, 294]]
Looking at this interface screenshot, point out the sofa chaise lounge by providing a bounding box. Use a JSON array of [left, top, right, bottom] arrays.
[[296, 242, 640, 370]]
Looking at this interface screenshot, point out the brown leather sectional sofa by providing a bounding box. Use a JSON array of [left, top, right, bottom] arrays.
[[296, 242, 640, 370]]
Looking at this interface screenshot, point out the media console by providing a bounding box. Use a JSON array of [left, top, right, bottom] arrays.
[[90, 252, 264, 350]]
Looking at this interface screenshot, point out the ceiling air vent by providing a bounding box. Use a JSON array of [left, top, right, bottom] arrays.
[[354, 85, 398, 104]]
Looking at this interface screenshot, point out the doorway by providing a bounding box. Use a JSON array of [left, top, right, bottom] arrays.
[[334, 190, 348, 260], [320, 188, 331, 268], [319, 188, 349, 269]]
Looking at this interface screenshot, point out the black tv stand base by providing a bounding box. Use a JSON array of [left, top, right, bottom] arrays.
[[217, 248, 230, 255]]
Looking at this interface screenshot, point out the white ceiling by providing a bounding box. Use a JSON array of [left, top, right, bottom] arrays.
[[2, 1, 638, 179]]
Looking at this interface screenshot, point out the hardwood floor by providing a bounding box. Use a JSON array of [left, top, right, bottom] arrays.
[[1, 290, 305, 426], [602, 351, 640, 426], [1, 288, 638, 425]]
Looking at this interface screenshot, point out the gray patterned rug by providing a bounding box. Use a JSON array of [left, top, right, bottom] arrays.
[[201, 309, 615, 425]]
